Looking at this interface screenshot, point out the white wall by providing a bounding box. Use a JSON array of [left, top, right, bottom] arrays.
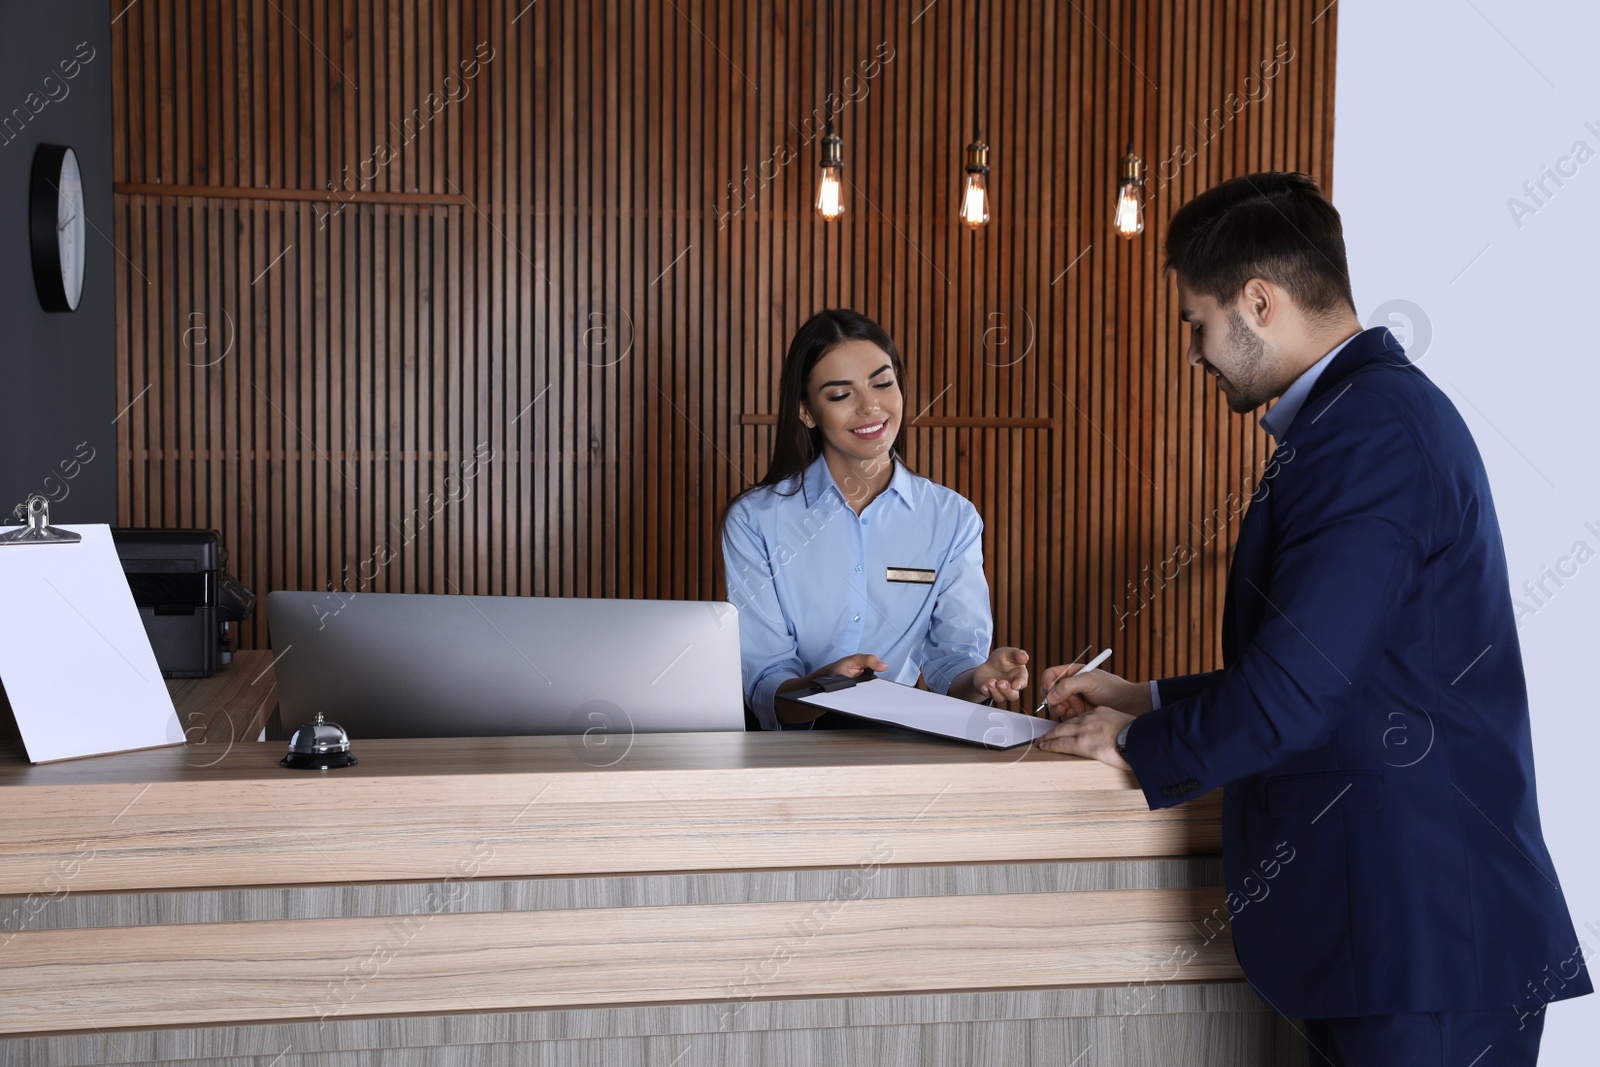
[[1335, 1, 1600, 1059]]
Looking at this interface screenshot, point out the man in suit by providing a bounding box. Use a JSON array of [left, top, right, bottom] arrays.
[[1037, 172, 1591, 1064]]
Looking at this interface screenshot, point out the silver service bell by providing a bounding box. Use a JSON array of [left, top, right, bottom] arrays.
[[280, 712, 358, 770]]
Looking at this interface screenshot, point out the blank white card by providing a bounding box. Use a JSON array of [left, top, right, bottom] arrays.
[[0, 524, 183, 762]]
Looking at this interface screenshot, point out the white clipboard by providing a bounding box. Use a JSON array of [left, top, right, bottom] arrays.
[[795, 676, 1056, 749]]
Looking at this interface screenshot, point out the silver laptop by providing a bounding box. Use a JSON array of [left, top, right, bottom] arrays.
[[267, 591, 745, 739]]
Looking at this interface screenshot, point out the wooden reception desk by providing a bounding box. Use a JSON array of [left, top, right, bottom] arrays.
[[0, 654, 1304, 1067]]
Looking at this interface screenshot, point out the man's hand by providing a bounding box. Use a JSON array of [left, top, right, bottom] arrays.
[[1037, 663, 1152, 720], [1037, 706, 1135, 770], [971, 646, 1030, 705]]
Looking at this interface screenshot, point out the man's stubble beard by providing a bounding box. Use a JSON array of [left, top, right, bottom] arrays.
[[1222, 307, 1274, 414]]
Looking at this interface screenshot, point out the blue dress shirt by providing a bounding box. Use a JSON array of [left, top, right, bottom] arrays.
[[1257, 332, 1358, 442], [722, 454, 993, 730]]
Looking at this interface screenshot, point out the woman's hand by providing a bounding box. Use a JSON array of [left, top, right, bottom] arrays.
[[969, 647, 1030, 706], [1037, 663, 1152, 721], [774, 653, 890, 725], [816, 652, 889, 680], [775, 652, 888, 697]]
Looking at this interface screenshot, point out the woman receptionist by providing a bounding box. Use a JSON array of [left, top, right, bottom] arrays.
[[721, 308, 1030, 730]]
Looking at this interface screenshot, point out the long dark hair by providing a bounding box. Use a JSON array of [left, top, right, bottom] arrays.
[[743, 309, 910, 503]]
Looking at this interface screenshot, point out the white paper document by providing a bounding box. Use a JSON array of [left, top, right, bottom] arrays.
[[797, 677, 1056, 748], [0, 524, 184, 762]]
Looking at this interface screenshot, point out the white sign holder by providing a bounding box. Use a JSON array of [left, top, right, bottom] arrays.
[[0, 497, 184, 763]]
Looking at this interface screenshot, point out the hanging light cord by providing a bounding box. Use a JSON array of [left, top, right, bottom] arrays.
[[1127, 0, 1136, 150], [972, 0, 982, 141], [826, 0, 835, 130]]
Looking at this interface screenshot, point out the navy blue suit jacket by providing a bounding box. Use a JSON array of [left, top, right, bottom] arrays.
[[1125, 327, 1591, 1020]]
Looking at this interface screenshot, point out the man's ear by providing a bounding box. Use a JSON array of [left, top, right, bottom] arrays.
[[1240, 277, 1275, 329]]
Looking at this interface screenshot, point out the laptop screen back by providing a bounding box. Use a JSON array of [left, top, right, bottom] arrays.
[[267, 591, 744, 739]]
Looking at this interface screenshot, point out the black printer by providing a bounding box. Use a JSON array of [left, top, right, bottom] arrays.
[[111, 529, 255, 678]]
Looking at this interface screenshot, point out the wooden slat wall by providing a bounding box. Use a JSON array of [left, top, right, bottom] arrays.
[[110, 0, 1338, 682]]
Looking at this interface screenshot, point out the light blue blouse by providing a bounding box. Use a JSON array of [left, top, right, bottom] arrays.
[[721, 454, 993, 729]]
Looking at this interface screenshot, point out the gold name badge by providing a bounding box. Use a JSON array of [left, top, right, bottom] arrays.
[[886, 567, 937, 584]]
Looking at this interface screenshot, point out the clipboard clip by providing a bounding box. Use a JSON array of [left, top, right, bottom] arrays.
[[0, 495, 82, 546], [809, 668, 876, 693]]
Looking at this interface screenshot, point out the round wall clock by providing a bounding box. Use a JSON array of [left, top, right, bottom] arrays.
[[30, 144, 86, 313]]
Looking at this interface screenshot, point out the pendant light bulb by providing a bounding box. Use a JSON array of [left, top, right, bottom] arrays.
[[817, 127, 845, 221], [961, 141, 991, 229], [1115, 146, 1145, 239]]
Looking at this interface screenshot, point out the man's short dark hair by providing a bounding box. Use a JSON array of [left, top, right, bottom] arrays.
[[1164, 172, 1355, 317]]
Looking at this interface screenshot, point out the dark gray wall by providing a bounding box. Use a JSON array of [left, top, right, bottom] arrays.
[[0, 1, 114, 523]]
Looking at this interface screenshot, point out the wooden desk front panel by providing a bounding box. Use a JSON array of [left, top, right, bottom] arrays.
[[0, 887, 1237, 1036]]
